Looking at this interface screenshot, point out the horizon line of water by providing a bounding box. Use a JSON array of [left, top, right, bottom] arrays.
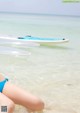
[[0, 11, 80, 18]]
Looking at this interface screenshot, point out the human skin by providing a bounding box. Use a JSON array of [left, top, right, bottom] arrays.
[[0, 74, 44, 113]]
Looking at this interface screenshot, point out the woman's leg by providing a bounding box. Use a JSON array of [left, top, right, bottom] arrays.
[[2, 82, 44, 112], [0, 93, 15, 113]]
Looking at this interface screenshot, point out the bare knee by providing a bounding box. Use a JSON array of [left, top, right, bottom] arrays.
[[7, 101, 15, 113], [35, 99, 44, 111], [30, 98, 44, 111]]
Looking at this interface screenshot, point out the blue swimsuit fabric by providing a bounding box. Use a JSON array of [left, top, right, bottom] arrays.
[[0, 78, 8, 93]]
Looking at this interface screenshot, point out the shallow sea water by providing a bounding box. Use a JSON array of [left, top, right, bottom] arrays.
[[0, 13, 80, 113]]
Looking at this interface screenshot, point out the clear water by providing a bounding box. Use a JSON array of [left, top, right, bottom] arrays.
[[0, 13, 80, 113]]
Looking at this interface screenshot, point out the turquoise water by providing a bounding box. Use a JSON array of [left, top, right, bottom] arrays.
[[0, 13, 80, 113]]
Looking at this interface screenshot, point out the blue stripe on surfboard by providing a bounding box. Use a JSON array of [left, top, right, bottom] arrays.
[[18, 36, 65, 41]]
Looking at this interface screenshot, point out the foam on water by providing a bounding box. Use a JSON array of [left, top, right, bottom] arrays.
[[0, 46, 31, 56]]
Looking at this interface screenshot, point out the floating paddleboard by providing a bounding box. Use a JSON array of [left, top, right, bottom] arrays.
[[18, 35, 69, 45], [0, 35, 69, 46]]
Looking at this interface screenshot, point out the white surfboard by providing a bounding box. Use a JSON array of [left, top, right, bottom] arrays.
[[0, 35, 69, 46]]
